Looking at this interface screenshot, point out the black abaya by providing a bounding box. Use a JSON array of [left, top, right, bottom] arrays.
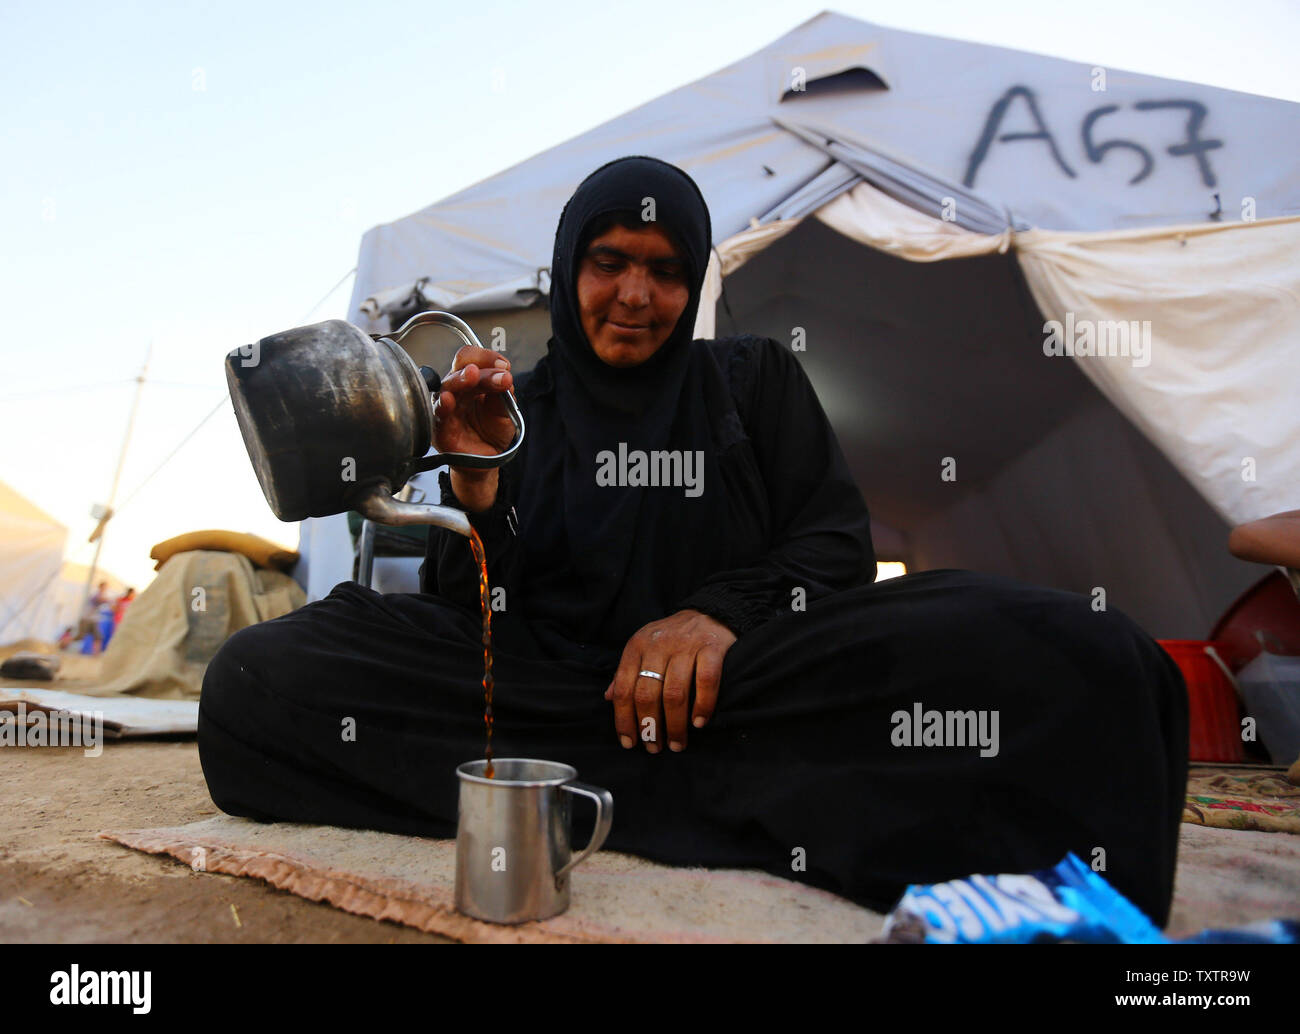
[[199, 157, 1187, 925]]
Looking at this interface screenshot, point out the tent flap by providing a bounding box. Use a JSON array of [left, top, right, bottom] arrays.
[[1015, 215, 1300, 525]]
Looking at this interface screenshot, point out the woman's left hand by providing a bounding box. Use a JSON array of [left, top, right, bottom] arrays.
[[604, 609, 737, 753]]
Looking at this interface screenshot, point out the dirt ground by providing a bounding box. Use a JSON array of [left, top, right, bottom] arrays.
[[1, 643, 455, 942], [5, 641, 1298, 944], [0, 738, 453, 943]]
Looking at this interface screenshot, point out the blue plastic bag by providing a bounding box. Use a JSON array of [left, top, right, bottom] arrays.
[[881, 854, 1299, 944]]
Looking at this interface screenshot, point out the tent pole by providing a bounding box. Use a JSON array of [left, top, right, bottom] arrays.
[[81, 343, 151, 615]]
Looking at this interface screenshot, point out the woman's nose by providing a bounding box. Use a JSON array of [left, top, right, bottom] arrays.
[[615, 267, 652, 307]]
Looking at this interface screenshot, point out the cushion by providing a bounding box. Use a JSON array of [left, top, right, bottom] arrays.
[[150, 530, 299, 572]]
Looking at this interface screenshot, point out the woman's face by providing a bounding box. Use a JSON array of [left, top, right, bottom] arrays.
[[575, 222, 690, 367]]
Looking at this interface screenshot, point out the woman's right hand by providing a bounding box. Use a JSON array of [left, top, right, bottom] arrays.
[[434, 346, 514, 512]]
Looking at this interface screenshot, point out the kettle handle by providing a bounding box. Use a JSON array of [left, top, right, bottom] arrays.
[[413, 386, 525, 472], [380, 310, 526, 472]]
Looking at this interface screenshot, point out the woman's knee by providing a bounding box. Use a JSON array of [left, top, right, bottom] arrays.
[[200, 621, 275, 717], [198, 623, 291, 818]]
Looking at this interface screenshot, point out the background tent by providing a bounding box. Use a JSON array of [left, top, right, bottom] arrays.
[[298, 11, 1300, 638], [0, 482, 130, 647], [0, 480, 71, 645]]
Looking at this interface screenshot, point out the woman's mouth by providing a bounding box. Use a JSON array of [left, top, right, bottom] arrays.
[[608, 319, 649, 333]]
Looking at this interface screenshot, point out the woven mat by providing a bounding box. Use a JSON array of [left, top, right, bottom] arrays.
[[1183, 767, 1300, 834], [101, 817, 884, 943], [1167, 823, 1300, 937], [102, 800, 1300, 942]]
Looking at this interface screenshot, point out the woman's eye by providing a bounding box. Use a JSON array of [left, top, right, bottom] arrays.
[[596, 261, 620, 272]]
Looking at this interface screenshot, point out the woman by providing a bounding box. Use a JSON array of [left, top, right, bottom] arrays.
[[199, 156, 1187, 925]]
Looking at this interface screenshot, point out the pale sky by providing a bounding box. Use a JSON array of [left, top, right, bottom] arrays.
[[2, 0, 1297, 592]]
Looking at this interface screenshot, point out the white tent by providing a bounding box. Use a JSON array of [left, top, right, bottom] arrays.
[[306, 10, 1300, 638], [0, 482, 129, 646], [0, 481, 69, 644]]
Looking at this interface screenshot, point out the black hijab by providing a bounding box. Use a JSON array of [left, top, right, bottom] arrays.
[[515, 156, 731, 656], [547, 155, 712, 421]]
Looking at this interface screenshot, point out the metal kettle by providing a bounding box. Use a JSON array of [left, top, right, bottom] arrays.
[[225, 310, 524, 537]]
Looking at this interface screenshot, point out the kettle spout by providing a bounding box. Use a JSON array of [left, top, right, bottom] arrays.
[[356, 487, 473, 538]]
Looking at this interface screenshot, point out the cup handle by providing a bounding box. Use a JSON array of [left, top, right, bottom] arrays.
[[555, 781, 613, 884]]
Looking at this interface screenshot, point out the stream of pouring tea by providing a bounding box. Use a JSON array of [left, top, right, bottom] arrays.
[[468, 528, 495, 779]]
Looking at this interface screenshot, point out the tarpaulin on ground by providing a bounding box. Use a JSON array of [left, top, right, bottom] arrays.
[[88, 550, 304, 700]]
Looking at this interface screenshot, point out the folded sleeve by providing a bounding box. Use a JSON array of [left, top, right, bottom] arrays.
[[419, 463, 523, 609], [675, 337, 875, 635]]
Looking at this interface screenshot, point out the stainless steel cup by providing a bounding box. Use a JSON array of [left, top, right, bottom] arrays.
[[454, 758, 614, 924]]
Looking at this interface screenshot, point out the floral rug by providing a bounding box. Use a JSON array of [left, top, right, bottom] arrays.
[[1183, 767, 1300, 834]]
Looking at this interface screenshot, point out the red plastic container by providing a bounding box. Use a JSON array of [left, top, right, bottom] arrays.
[[1157, 640, 1245, 763], [1208, 569, 1300, 671]]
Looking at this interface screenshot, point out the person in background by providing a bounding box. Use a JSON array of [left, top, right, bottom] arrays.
[[77, 581, 110, 654], [113, 587, 136, 629], [95, 592, 116, 653], [1229, 509, 1300, 598]]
